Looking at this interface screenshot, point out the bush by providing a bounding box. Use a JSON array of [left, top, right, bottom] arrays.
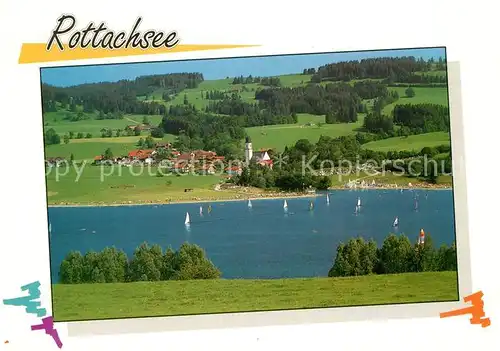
[[328, 233, 457, 277], [59, 242, 221, 284]]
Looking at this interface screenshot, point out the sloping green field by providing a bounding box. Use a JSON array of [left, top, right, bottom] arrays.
[[52, 271, 458, 322], [362, 132, 451, 152]]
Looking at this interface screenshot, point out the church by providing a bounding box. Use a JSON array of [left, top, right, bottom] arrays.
[[244, 136, 273, 169]]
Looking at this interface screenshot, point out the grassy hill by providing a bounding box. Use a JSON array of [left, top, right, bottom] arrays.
[[362, 132, 451, 152], [43, 71, 450, 158], [52, 271, 458, 322], [246, 113, 364, 151]]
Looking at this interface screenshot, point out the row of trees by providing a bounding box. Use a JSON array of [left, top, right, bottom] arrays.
[[234, 160, 332, 191], [59, 242, 221, 284], [328, 233, 456, 277], [232, 75, 281, 86], [41, 73, 204, 115], [310, 56, 445, 83]]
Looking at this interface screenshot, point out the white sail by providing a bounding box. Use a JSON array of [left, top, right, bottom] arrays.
[[284, 200, 288, 209], [185, 212, 190, 225], [248, 199, 252, 208], [326, 194, 330, 204], [49, 222, 52, 232], [357, 197, 361, 207], [393, 217, 399, 227], [199, 206, 203, 215]]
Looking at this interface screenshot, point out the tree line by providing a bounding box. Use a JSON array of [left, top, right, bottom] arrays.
[[310, 57, 445, 83], [232, 75, 281, 86], [41, 73, 204, 115], [231, 134, 451, 192], [161, 104, 245, 159], [328, 233, 457, 277], [59, 242, 221, 284]]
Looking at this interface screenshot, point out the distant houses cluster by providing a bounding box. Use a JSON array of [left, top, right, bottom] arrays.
[[45, 136, 275, 177], [91, 142, 273, 176]]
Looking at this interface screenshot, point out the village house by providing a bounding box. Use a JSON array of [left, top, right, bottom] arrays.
[[128, 149, 156, 163], [125, 123, 153, 132], [45, 157, 66, 167], [225, 165, 243, 176], [155, 142, 172, 150], [244, 136, 273, 169]]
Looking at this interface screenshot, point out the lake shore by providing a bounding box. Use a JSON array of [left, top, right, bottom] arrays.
[[47, 183, 451, 208]]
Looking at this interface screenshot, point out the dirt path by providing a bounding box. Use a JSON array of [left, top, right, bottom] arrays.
[[125, 116, 140, 124]]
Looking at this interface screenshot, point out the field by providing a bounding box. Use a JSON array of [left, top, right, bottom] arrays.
[[362, 132, 451, 152], [43, 111, 164, 136], [45, 134, 177, 160], [247, 113, 364, 151], [43, 68, 453, 204], [45, 166, 235, 205], [51, 271, 458, 321], [383, 87, 449, 115]]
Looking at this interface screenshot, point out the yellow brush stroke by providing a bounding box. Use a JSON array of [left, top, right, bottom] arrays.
[[18, 43, 258, 64]]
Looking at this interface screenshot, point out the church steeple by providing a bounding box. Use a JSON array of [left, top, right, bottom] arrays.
[[244, 136, 253, 165]]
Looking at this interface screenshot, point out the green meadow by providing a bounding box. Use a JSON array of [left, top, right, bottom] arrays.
[[43, 111, 164, 136], [362, 132, 451, 152], [383, 87, 449, 115], [246, 113, 364, 151], [52, 271, 458, 321], [45, 165, 234, 205]]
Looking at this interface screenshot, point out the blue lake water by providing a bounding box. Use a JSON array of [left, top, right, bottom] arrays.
[[48, 189, 456, 283]]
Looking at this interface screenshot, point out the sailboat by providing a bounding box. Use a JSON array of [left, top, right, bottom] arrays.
[[309, 200, 314, 211], [207, 205, 212, 214], [199, 206, 203, 216], [248, 199, 252, 208], [326, 194, 330, 205], [283, 200, 288, 210], [357, 197, 361, 208], [414, 198, 419, 211], [393, 216, 399, 227], [185, 212, 190, 226]]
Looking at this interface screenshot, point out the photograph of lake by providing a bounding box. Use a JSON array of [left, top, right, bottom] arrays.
[[49, 189, 455, 282], [42, 47, 460, 321]]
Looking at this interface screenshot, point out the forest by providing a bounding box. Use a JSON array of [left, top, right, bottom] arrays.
[[309, 56, 446, 82], [41, 72, 204, 115]]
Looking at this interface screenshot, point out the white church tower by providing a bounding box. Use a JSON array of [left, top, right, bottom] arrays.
[[245, 136, 253, 165]]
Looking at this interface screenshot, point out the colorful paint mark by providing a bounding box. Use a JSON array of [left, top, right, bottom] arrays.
[[440, 291, 491, 328], [3, 281, 63, 348]]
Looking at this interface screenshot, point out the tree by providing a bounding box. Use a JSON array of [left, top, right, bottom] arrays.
[[103, 148, 113, 160], [169, 243, 221, 280], [44, 128, 61, 145], [377, 234, 413, 274], [69, 131, 75, 139], [63, 134, 70, 144], [142, 116, 150, 125], [134, 126, 141, 136], [85, 133, 92, 139], [151, 127, 164, 138], [59, 251, 85, 283], [127, 242, 163, 282], [405, 87, 415, 98], [76, 132, 84, 139], [70, 153, 75, 164]]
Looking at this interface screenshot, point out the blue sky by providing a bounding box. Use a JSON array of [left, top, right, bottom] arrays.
[[41, 47, 445, 87]]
